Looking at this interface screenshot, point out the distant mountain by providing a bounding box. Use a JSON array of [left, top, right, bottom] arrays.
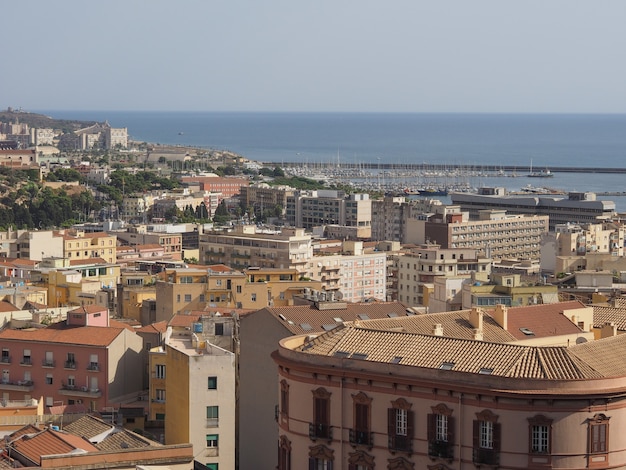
[[0, 108, 98, 133]]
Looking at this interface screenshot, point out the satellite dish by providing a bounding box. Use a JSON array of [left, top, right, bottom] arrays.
[[575, 337, 587, 344]]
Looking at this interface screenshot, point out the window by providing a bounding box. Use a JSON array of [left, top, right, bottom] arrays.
[[184, 294, 192, 302], [388, 398, 413, 452], [348, 450, 374, 470], [215, 323, 224, 336], [68, 376, 75, 387], [21, 349, 31, 365], [310, 388, 332, 440], [206, 406, 219, 426], [278, 435, 291, 470], [236, 285, 242, 293], [280, 380, 289, 421], [473, 410, 501, 466], [1, 349, 9, 363], [208, 376, 217, 389], [176, 294, 181, 303], [588, 413, 609, 466], [251, 293, 257, 302], [206, 434, 219, 448], [88, 354, 99, 371], [156, 364, 165, 379], [528, 415, 552, 455], [350, 392, 372, 446], [206, 464, 218, 470], [65, 352, 76, 369], [155, 389, 166, 403], [46, 373, 53, 385], [308, 444, 333, 470], [428, 403, 454, 459]]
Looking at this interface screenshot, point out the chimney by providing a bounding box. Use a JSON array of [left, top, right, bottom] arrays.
[[473, 328, 483, 341], [469, 307, 483, 331], [493, 304, 508, 330], [432, 324, 444, 336], [600, 322, 617, 339]]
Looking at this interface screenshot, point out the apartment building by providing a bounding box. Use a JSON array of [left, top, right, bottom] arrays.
[[181, 175, 249, 199], [59, 229, 117, 264], [0, 306, 143, 410], [238, 298, 412, 470], [286, 190, 372, 237], [541, 221, 625, 274], [419, 209, 549, 261], [272, 302, 624, 470], [4, 229, 64, 260], [116, 227, 183, 260], [370, 196, 413, 242], [74, 122, 128, 149], [451, 187, 616, 230], [163, 316, 236, 470], [239, 182, 294, 219], [200, 225, 313, 274], [396, 245, 492, 308]]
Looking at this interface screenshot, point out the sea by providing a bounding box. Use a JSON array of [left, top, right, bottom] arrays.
[[41, 111, 626, 210]]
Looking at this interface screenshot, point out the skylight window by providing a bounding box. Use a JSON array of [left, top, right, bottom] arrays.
[[478, 367, 494, 375], [351, 352, 368, 360], [439, 362, 455, 370], [322, 324, 337, 331], [334, 350, 350, 358], [387, 313, 398, 318], [519, 327, 535, 336], [357, 314, 370, 320], [391, 356, 403, 364], [300, 323, 313, 331], [333, 317, 344, 323]]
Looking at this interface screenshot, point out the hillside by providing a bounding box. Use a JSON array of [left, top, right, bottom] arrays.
[[0, 108, 97, 133]]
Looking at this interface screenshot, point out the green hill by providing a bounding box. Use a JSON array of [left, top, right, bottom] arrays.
[[0, 108, 97, 133]]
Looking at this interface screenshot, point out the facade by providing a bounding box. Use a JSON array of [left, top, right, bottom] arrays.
[[238, 299, 412, 470], [59, 229, 117, 264], [0, 314, 143, 410], [74, 122, 128, 149], [273, 303, 622, 470], [451, 187, 616, 230], [163, 317, 236, 470], [181, 176, 249, 199], [396, 245, 492, 308], [421, 210, 549, 261], [116, 228, 183, 260], [200, 225, 313, 274], [370, 196, 413, 242], [286, 190, 372, 236], [7, 230, 64, 260], [239, 182, 294, 219]]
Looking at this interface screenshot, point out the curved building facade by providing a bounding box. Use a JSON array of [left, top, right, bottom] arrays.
[[273, 324, 626, 469]]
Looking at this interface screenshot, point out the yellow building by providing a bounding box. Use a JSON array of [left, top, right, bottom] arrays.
[[59, 229, 117, 264], [148, 346, 167, 421]]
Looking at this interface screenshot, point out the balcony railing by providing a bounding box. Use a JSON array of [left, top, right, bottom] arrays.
[[205, 418, 219, 428], [429, 440, 454, 459], [0, 356, 11, 364], [0, 380, 34, 391], [309, 423, 333, 441], [349, 429, 373, 447], [20, 357, 32, 366], [59, 384, 101, 397], [388, 434, 413, 453], [87, 363, 100, 371], [64, 361, 77, 369], [473, 448, 500, 466], [42, 359, 55, 368]]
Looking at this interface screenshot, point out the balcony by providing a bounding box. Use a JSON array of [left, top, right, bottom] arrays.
[[87, 363, 100, 371], [429, 440, 454, 460], [205, 418, 219, 428], [0, 356, 11, 364], [349, 429, 373, 448], [205, 448, 219, 458], [388, 434, 413, 453], [473, 448, 499, 466], [64, 361, 77, 370], [309, 423, 333, 442], [59, 384, 101, 398], [20, 357, 32, 366], [42, 359, 56, 368], [0, 380, 34, 392]]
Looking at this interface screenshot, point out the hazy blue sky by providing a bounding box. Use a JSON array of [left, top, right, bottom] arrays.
[[4, 1, 626, 113]]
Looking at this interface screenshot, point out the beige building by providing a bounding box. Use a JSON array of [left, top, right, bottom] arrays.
[[59, 229, 117, 264], [200, 225, 313, 274], [396, 245, 492, 308], [272, 302, 623, 470], [239, 182, 294, 220], [6, 230, 64, 261]]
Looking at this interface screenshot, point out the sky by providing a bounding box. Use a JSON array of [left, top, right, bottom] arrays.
[[3, 1, 626, 113]]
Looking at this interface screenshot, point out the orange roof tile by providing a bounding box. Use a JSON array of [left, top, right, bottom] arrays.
[[67, 304, 107, 315], [494, 301, 586, 340], [0, 325, 124, 347], [11, 429, 99, 466], [137, 321, 168, 334]]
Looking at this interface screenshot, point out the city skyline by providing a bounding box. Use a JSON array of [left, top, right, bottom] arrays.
[[4, 0, 626, 113]]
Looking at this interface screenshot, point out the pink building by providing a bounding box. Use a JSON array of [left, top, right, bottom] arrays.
[[0, 306, 143, 411]]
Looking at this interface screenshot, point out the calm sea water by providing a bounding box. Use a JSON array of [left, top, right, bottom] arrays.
[[41, 111, 626, 208]]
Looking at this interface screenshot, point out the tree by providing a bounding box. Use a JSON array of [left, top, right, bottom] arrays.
[[212, 200, 231, 225]]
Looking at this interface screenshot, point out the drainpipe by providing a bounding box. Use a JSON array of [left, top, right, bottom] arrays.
[[458, 392, 463, 470]]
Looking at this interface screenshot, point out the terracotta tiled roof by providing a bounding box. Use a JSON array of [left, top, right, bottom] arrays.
[[0, 300, 19, 312], [497, 301, 586, 339], [593, 305, 626, 331], [69, 257, 109, 266], [11, 429, 99, 466], [357, 310, 516, 343], [64, 415, 113, 440], [569, 333, 626, 377], [96, 429, 158, 451], [260, 301, 411, 335], [110, 319, 139, 331], [7, 424, 43, 443], [137, 320, 168, 334], [136, 244, 163, 251], [169, 313, 202, 327], [67, 304, 107, 315], [0, 325, 124, 347], [297, 325, 603, 380]]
